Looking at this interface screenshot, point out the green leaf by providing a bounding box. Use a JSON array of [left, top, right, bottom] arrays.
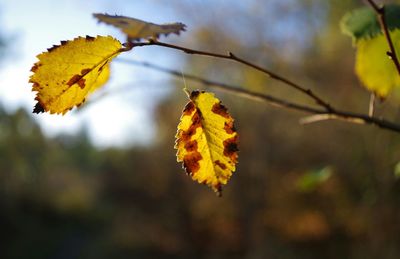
[[341, 4, 400, 43]]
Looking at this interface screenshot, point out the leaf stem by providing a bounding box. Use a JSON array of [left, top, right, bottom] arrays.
[[366, 0, 400, 75], [130, 40, 334, 112], [117, 58, 400, 133], [368, 93, 376, 117]]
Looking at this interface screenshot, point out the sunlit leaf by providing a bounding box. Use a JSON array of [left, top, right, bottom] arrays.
[[355, 29, 400, 97], [93, 13, 186, 42], [175, 90, 238, 196], [341, 4, 400, 43], [29, 35, 123, 114]]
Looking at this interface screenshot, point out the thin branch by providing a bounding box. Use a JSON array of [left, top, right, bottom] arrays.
[[366, 0, 380, 12], [366, 0, 400, 75], [117, 58, 400, 133], [117, 59, 322, 113], [126, 41, 334, 112], [300, 114, 365, 125]]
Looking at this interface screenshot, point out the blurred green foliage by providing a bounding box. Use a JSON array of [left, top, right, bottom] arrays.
[[395, 162, 400, 178], [2, 0, 400, 258], [296, 166, 333, 192]]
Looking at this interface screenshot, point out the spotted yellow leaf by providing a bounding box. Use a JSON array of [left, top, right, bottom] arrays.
[[93, 13, 186, 42], [175, 90, 239, 196], [355, 29, 400, 97], [29, 35, 123, 114]]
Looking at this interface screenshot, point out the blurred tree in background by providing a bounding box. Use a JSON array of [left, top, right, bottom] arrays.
[[1, 0, 400, 258], [0, 8, 8, 65]]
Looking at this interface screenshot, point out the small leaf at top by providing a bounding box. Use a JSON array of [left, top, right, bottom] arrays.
[[175, 90, 239, 196], [29, 35, 123, 114], [93, 13, 186, 42], [341, 4, 400, 43]]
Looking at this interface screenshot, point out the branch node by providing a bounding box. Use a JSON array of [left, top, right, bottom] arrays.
[[379, 5, 385, 14]]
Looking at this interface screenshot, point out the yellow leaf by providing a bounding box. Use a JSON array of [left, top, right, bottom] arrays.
[[175, 90, 239, 195], [93, 13, 186, 42], [29, 35, 123, 114], [355, 29, 400, 98]]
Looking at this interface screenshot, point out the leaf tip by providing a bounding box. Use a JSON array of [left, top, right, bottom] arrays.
[[33, 102, 45, 114]]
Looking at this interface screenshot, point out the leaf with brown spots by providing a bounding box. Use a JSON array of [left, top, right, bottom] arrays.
[[93, 13, 186, 42], [175, 90, 239, 196], [29, 35, 123, 114]]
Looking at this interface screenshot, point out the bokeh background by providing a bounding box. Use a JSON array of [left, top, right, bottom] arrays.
[[1, 0, 400, 258]]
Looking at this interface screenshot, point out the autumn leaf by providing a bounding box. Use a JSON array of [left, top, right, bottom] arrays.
[[175, 90, 239, 196], [29, 35, 123, 114], [93, 13, 186, 42], [355, 29, 400, 97]]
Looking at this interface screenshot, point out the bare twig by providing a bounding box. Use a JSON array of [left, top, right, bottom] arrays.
[[125, 41, 334, 112], [116, 59, 321, 112], [300, 114, 365, 125], [366, 0, 400, 75], [366, 0, 380, 11], [117, 58, 400, 133]]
